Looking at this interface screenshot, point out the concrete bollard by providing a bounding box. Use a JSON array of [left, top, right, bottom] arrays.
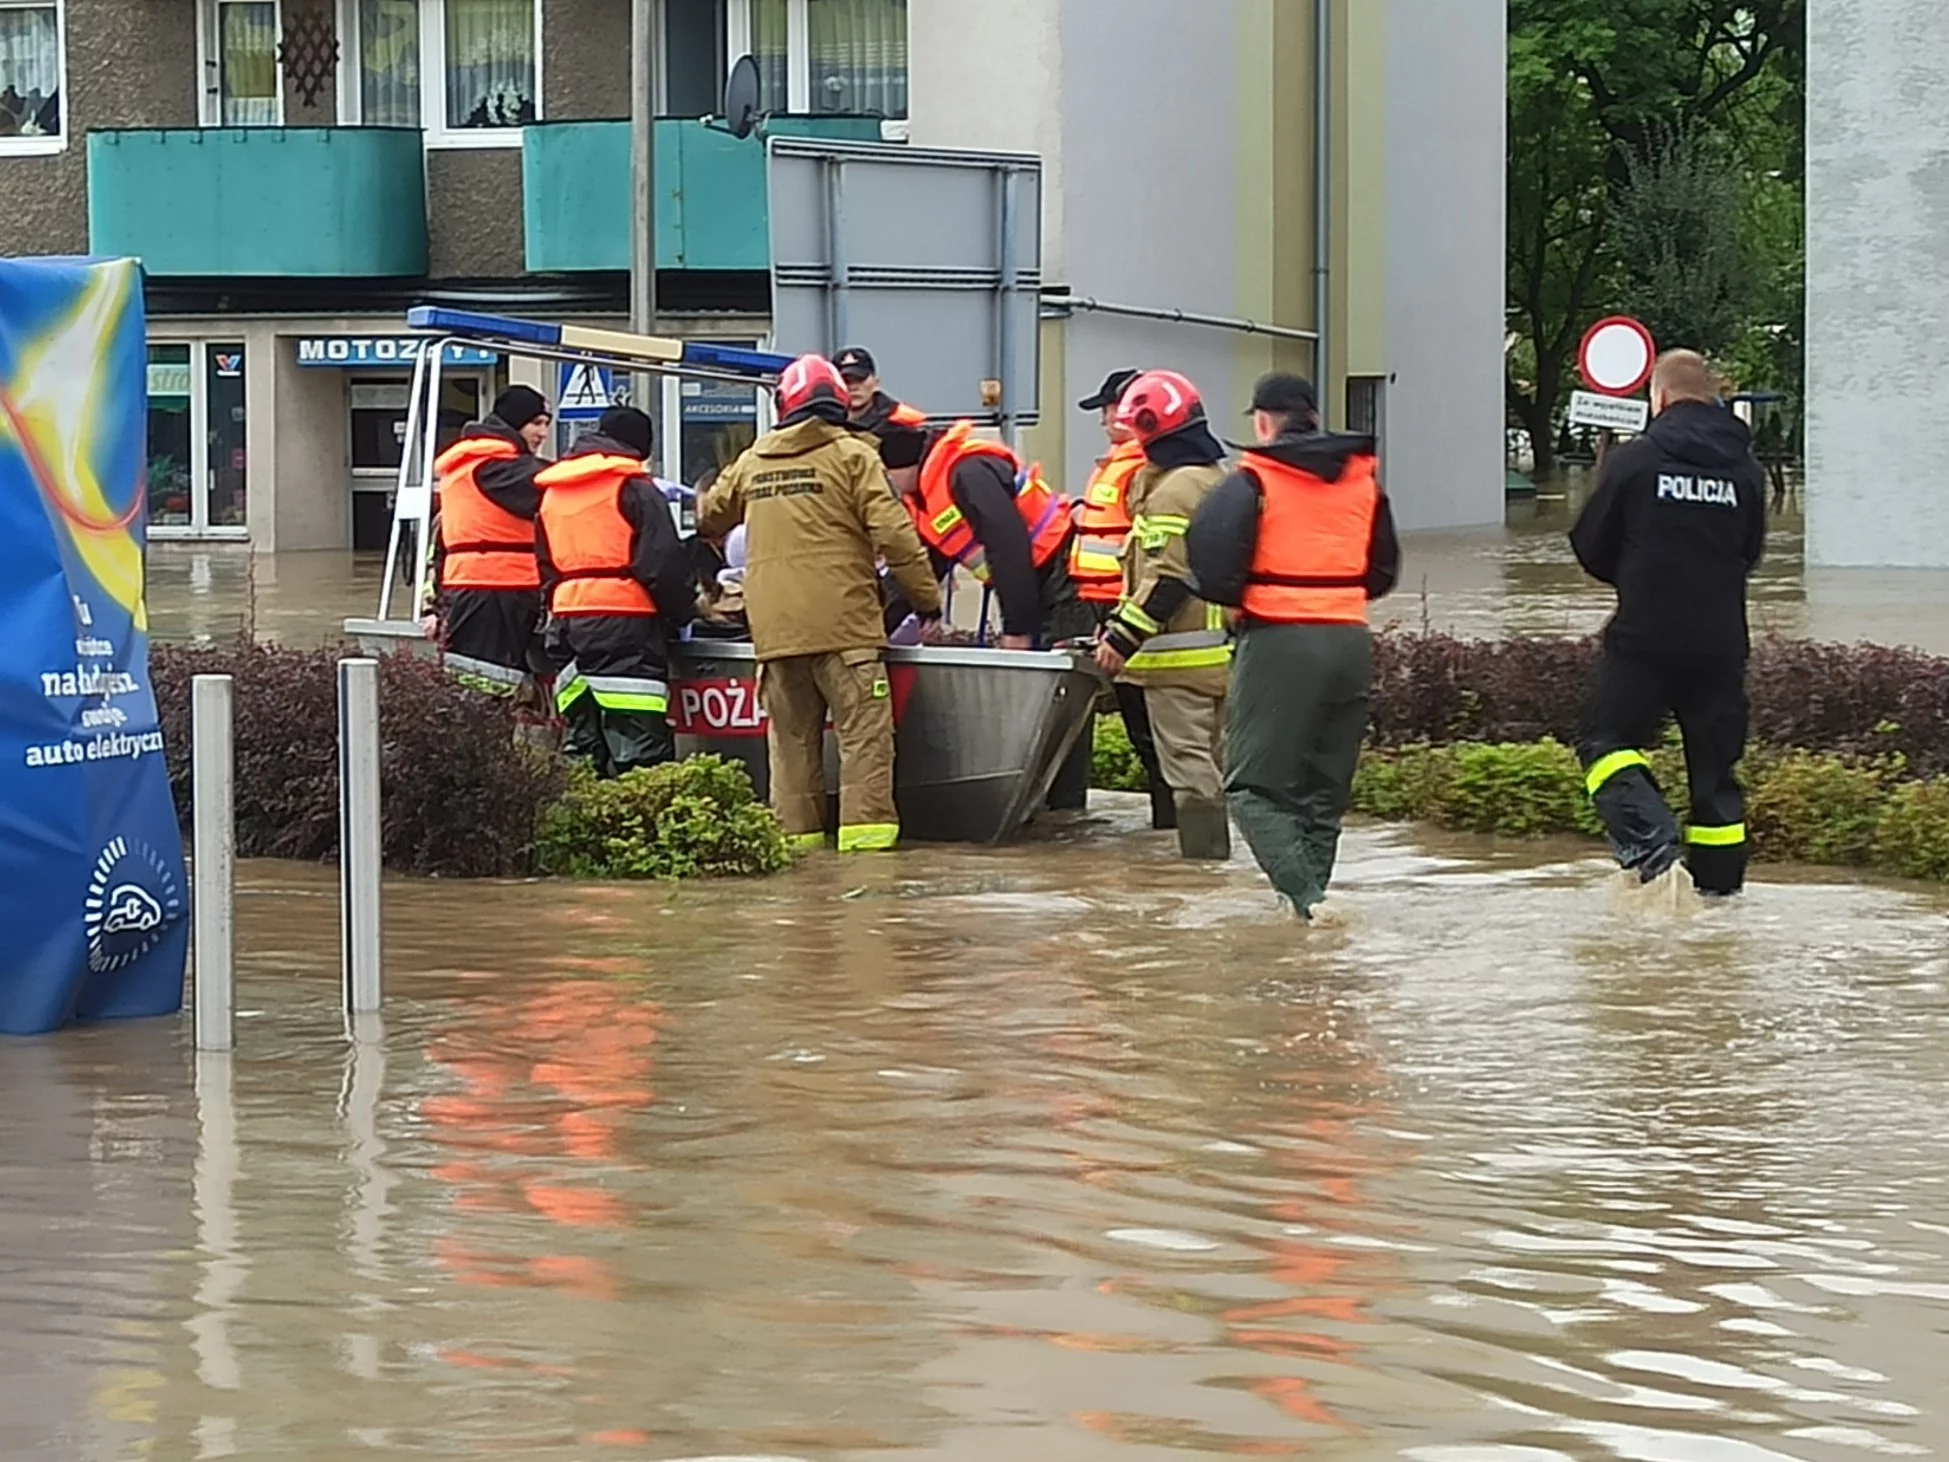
[[338, 658, 383, 1015], [192, 674, 235, 1052]]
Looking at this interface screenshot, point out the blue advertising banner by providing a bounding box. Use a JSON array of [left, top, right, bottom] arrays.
[[0, 257, 188, 1035]]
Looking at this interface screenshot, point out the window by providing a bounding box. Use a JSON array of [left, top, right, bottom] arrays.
[[218, 1, 279, 124], [660, 0, 725, 117], [0, 0, 63, 154], [734, 0, 905, 119], [343, 0, 538, 143], [147, 342, 250, 538]]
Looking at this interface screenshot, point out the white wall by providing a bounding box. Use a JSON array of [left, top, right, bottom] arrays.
[[1805, 0, 1949, 567], [1382, 0, 1506, 531]]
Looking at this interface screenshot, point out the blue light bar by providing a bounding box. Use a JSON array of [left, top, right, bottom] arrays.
[[405, 304, 791, 381], [685, 341, 794, 375], [406, 305, 562, 347]]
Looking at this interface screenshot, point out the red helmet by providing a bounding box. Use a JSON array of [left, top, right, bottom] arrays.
[[776, 354, 848, 417], [1115, 369, 1205, 445]]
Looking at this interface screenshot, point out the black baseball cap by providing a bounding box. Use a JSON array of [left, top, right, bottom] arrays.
[[1078, 368, 1140, 412], [1248, 372, 1318, 417], [834, 346, 877, 381]]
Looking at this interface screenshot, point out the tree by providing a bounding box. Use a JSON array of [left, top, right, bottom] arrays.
[[1608, 124, 1754, 356], [1505, 0, 1804, 477]]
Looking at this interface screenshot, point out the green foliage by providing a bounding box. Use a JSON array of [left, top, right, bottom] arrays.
[[1875, 781, 1949, 883], [1446, 740, 1604, 838], [537, 756, 791, 880], [1352, 744, 1458, 823], [1746, 751, 1894, 866], [1609, 125, 1756, 356], [1091, 715, 1151, 792]]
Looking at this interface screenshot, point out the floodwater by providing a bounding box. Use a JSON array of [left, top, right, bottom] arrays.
[[9, 486, 1941, 1458], [6, 801, 1949, 1459]]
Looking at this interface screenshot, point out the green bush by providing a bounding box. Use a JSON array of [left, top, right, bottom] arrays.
[[1747, 752, 1894, 866], [1875, 779, 1949, 882], [1445, 739, 1597, 838], [1092, 714, 1151, 792], [1351, 744, 1457, 822], [537, 755, 792, 879]]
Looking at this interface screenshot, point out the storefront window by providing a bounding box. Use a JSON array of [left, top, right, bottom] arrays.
[[350, 374, 482, 551], [678, 372, 757, 488], [206, 343, 248, 527], [146, 345, 193, 528]]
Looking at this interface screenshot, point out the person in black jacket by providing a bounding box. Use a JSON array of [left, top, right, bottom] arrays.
[[535, 407, 697, 776], [1186, 373, 1399, 919], [1571, 349, 1767, 894]]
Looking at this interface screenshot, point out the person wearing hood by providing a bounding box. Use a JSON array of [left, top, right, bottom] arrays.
[[1570, 349, 1767, 896], [1186, 373, 1400, 920], [699, 356, 943, 854], [430, 384, 553, 692], [534, 406, 697, 777], [1093, 370, 1236, 860]]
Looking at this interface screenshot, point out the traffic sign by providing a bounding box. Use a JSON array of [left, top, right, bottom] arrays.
[[1578, 316, 1656, 397], [557, 360, 616, 418], [1567, 389, 1649, 434]]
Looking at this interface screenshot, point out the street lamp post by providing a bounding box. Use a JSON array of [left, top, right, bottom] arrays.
[[629, 0, 657, 413]]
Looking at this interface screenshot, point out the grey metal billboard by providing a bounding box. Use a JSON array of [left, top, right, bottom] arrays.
[[766, 136, 1043, 434]]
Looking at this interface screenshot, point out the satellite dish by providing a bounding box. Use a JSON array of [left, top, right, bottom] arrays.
[[724, 54, 760, 140]]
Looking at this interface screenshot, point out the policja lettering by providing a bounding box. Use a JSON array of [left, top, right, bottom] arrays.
[[1657, 473, 1739, 506]]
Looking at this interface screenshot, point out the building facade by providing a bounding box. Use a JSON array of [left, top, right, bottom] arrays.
[[0, 0, 1502, 551]]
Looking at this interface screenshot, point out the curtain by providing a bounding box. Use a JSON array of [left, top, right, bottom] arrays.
[[749, 0, 788, 114], [808, 0, 906, 118], [360, 0, 420, 126], [0, 4, 60, 137], [445, 0, 535, 129], [219, 2, 279, 126]]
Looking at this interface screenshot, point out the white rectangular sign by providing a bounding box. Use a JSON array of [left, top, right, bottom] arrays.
[[1568, 390, 1650, 433]]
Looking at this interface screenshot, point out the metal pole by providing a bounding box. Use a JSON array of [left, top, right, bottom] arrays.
[[630, 0, 658, 412], [192, 674, 235, 1053], [1314, 0, 1333, 421], [338, 658, 383, 1015], [1048, 295, 1320, 344]]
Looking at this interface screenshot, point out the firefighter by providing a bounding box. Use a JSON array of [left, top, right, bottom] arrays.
[[1187, 373, 1401, 920], [1093, 370, 1234, 860], [698, 356, 944, 853], [1070, 367, 1172, 829], [835, 346, 926, 433], [535, 406, 697, 778], [430, 384, 552, 693], [1569, 349, 1767, 895]]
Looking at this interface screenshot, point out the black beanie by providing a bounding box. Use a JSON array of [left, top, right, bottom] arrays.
[[875, 424, 928, 470], [598, 405, 655, 459], [492, 384, 549, 431]]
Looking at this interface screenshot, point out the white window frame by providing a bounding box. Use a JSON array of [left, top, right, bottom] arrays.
[[0, 0, 68, 158], [722, 0, 906, 122], [196, 0, 287, 128], [335, 0, 543, 149], [148, 340, 252, 543]]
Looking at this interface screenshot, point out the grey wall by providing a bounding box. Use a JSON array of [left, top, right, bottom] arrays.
[[1056, 0, 1243, 498], [1382, 0, 1505, 532], [270, 339, 352, 552], [426, 150, 527, 278], [1805, 0, 1949, 567], [0, 0, 199, 258], [545, 0, 631, 120]]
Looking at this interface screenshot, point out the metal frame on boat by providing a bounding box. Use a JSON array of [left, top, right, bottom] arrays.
[[347, 309, 1104, 845]]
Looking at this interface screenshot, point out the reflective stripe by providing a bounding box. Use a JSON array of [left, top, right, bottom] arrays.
[[837, 823, 900, 853], [1685, 822, 1747, 847], [584, 674, 670, 714], [553, 662, 589, 713], [1072, 539, 1124, 575], [931, 504, 965, 536], [1116, 601, 1163, 636], [1132, 512, 1190, 552], [870, 675, 890, 699], [1126, 628, 1233, 671], [443, 652, 526, 689], [1585, 749, 1651, 796], [786, 831, 829, 852]]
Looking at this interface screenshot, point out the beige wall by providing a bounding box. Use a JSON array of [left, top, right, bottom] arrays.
[[271, 345, 353, 553]]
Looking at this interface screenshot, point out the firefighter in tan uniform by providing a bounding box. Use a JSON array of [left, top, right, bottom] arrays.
[[1093, 371, 1234, 861], [698, 356, 944, 853]]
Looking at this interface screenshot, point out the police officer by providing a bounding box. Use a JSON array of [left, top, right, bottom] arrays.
[[430, 384, 552, 692], [1070, 368, 1171, 828], [1187, 372, 1400, 919], [1093, 370, 1234, 860], [699, 356, 944, 853], [1570, 349, 1767, 894], [535, 406, 697, 777], [835, 346, 925, 433]]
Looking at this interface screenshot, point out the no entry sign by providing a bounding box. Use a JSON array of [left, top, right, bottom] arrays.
[[1578, 316, 1656, 397]]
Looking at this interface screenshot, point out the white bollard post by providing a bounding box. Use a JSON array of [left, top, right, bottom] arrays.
[[338, 658, 383, 1015], [192, 674, 235, 1052]]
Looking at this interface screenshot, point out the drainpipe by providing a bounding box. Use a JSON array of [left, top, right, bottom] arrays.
[[1314, 0, 1332, 424]]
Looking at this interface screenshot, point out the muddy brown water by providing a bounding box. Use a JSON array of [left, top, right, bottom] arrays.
[[6, 795, 1949, 1460]]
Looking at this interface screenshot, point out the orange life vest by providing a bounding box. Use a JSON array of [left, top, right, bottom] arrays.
[[912, 422, 1070, 578], [1240, 451, 1381, 626], [535, 454, 658, 617], [886, 400, 927, 428], [434, 436, 540, 591], [1067, 439, 1146, 604]]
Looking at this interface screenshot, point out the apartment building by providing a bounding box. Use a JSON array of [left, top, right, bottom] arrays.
[[0, 0, 1503, 551]]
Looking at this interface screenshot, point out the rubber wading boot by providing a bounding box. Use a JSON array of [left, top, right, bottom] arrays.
[[1149, 783, 1179, 831], [1174, 795, 1232, 861]]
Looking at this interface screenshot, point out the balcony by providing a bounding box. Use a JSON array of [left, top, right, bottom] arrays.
[[522, 117, 885, 274], [87, 128, 428, 278]]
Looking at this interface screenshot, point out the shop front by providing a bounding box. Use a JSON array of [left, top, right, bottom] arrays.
[[145, 340, 250, 540]]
